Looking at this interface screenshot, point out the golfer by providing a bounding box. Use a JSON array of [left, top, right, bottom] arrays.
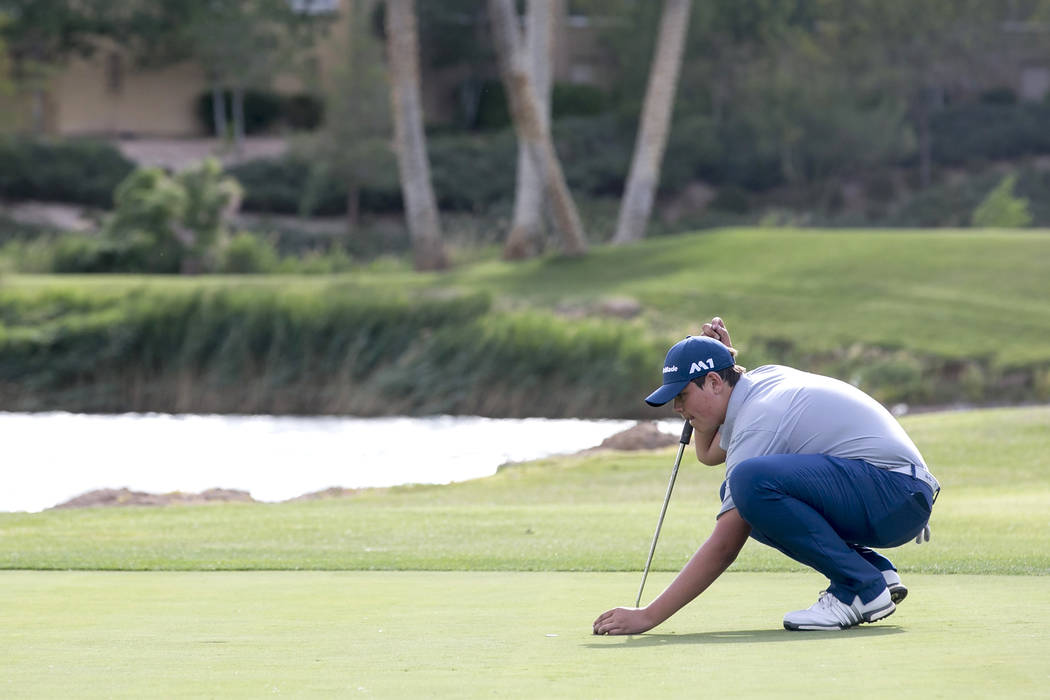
[[593, 317, 939, 633]]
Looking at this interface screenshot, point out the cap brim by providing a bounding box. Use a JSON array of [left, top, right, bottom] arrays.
[[645, 379, 688, 407]]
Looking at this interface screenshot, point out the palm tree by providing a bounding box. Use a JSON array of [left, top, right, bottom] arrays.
[[489, 0, 587, 256], [612, 0, 692, 245], [385, 0, 449, 270], [502, 0, 553, 260]]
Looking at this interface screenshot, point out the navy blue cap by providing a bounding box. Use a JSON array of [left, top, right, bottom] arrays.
[[645, 336, 736, 406]]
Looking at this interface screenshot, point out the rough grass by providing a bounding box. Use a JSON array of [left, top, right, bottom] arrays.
[[8, 227, 1050, 367]]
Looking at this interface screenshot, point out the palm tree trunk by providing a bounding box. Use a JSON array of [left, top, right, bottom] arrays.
[[385, 0, 449, 271], [211, 82, 228, 140], [612, 0, 692, 245], [489, 0, 587, 256], [503, 0, 553, 260], [231, 83, 246, 159]]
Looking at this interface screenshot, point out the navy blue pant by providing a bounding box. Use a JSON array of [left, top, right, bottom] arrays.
[[727, 454, 934, 605]]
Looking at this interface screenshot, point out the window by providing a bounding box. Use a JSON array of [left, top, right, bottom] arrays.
[[289, 0, 339, 14]]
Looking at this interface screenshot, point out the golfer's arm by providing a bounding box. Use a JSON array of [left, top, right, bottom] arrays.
[[694, 426, 727, 466], [644, 509, 750, 626]]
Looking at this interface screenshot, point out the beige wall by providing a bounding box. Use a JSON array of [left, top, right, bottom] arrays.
[[52, 48, 209, 137]]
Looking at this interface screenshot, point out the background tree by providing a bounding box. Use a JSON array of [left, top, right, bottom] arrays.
[[835, 0, 1005, 188], [300, 0, 393, 241], [186, 0, 319, 155], [0, 13, 12, 121], [488, 0, 586, 256], [304, 0, 394, 238], [612, 0, 691, 245], [385, 0, 449, 271], [0, 0, 112, 133]]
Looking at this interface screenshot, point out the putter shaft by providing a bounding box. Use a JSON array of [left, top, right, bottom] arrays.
[[635, 420, 693, 608]]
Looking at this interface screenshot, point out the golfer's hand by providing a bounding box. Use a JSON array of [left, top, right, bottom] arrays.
[[701, 317, 733, 349], [592, 607, 656, 636]]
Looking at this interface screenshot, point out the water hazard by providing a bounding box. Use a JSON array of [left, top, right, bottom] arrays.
[[3, 412, 678, 513]]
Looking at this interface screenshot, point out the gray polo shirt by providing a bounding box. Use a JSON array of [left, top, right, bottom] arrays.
[[717, 365, 938, 517]]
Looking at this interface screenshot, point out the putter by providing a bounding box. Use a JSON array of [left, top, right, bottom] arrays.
[[634, 419, 693, 608]]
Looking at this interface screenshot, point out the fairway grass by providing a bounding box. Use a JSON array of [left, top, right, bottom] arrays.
[[2, 571, 1048, 698]]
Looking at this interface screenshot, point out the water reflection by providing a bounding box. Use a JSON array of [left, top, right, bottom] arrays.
[[3, 412, 671, 513]]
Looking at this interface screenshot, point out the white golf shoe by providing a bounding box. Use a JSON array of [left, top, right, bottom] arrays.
[[783, 589, 896, 631], [883, 569, 908, 604]]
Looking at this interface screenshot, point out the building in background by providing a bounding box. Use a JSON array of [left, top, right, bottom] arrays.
[[3, 0, 613, 139]]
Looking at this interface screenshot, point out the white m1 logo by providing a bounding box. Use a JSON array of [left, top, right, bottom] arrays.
[[689, 358, 715, 374]]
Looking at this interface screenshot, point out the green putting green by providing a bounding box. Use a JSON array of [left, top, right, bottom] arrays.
[[2, 571, 1047, 698]]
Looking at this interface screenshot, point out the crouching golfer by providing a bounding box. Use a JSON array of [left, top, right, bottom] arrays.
[[593, 317, 939, 633]]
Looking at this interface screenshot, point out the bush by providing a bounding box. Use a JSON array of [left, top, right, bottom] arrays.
[[552, 83, 609, 119], [0, 137, 134, 207], [665, 114, 784, 193], [101, 160, 242, 272], [428, 131, 517, 211], [229, 153, 402, 216], [972, 174, 1032, 228], [931, 102, 1050, 166], [220, 232, 281, 273]]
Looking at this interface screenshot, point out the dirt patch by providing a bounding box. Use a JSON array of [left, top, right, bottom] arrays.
[[114, 137, 288, 172], [1, 200, 99, 232], [580, 421, 678, 453], [50, 487, 255, 509], [554, 296, 643, 320]]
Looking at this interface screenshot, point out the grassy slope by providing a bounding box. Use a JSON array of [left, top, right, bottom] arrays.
[[2, 406, 1048, 574], [7, 228, 1050, 366]]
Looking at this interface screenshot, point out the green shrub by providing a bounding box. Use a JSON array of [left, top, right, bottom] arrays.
[[278, 246, 353, 274], [665, 114, 783, 192], [972, 174, 1032, 228], [0, 137, 134, 207], [220, 232, 281, 273], [176, 159, 243, 260], [472, 79, 511, 130], [428, 131, 517, 211], [552, 83, 609, 119], [229, 153, 401, 216], [100, 160, 242, 272], [104, 169, 187, 272]]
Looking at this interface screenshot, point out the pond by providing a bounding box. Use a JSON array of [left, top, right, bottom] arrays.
[[3, 412, 678, 513]]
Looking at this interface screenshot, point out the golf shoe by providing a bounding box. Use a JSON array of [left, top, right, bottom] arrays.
[[883, 569, 908, 604], [783, 589, 895, 631]]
